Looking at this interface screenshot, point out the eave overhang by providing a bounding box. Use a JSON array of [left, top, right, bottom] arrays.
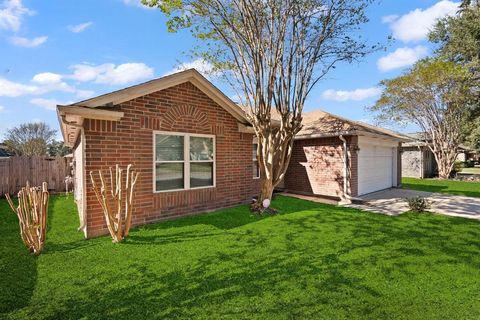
[[57, 105, 124, 147]]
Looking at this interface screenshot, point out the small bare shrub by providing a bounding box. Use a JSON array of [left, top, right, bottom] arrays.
[[406, 196, 431, 212], [90, 164, 139, 243], [5, 182, 49, 255]]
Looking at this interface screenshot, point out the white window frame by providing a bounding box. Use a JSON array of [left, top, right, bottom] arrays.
[[253, 143, 260, 179], [153, 130, 216, 193]]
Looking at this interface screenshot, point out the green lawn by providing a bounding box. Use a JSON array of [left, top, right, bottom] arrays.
[[1, 195, 480, 319], [460, 167, 480, 175], [402, 177, 480, 197]]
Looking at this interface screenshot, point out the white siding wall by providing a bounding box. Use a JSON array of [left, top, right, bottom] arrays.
[[73, 133, 85, 230]]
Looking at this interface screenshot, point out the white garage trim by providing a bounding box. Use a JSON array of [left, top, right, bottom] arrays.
[[357, 136, 398, 196]]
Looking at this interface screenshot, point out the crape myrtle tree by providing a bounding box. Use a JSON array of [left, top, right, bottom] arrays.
[[143, 0, 379, 207], [371, 59, 474, 179], [4, 122, 56, 156]]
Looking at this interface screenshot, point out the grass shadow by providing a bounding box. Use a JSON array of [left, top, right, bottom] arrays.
[[126, 195, 324, 245], [2, 195, 480, 319], [0, 197, 38, 316]]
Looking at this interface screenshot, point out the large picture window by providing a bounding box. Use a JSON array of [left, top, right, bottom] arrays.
[[154, 132, 215, 192]]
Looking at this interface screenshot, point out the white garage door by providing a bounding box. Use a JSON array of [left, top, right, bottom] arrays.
[[358, 138, 396, 196]]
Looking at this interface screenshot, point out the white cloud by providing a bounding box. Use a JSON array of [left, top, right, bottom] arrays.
[[321, 87, 381, 102], [122, 0, 152, 9], [31, 72, 76, 94], [75, 89, 95, 99], [68, 21, 93, 33], [29, 98, 62, 111], [10, 36, 47, 47], [0, 61, 153, 99], [164, 59, 217, 78], [1, 73, 82, 97], [383, 0, 459, 42], [32, 72, 63, 85], [0, 0, 34, 31], [0, 77, 41, 96], [0, 105, 5, 112], [68, 64, 109, 82], [377, 45, 428, 72], [69, 62, 154, 85], [381, 14, 398, 24]]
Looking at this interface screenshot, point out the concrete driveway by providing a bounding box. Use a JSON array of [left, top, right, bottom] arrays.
[[346, 188, 480, 220]]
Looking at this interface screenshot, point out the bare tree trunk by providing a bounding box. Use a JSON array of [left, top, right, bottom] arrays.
[[256, 130, 296, 207], [90, 164, 139, 242], [437, 159, 450, 179], [5, 182, 49, 255], [259, 175, 273, 203], [433, 149, 459, 179]]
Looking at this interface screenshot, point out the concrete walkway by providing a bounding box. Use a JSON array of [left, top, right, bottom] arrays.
[[346, 188, 480, 220]]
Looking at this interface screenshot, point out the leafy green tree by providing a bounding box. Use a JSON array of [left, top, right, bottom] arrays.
[[371, 59, 474, 179], [464, 117, 480, 152], [430, 3, 480, 153], [429, 3, 480, 72], [459, 0, 479, 10], [47, 140, 71, 157], [3, 122, 56, 156], [142, 0, 379, 204]]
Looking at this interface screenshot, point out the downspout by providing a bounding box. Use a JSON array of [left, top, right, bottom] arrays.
[[339, 135, 351, 204], [60, 115, 87, 234]]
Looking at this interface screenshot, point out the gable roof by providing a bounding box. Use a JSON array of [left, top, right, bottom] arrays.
[[67, 69, 247, 122], [403, 132, 473, 151], [239, 106, 409, 141], [297, 110, 409, 141], [57, 69, 249, 147]]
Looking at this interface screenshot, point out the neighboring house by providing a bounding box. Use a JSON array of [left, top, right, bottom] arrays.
[[456, 148, 477, 162], [58, 69, 407, 238], [283, 112, 407, 200], [402, 133, 474, 178], [401, 134, 437, 179], [0, 143, 12, 158]]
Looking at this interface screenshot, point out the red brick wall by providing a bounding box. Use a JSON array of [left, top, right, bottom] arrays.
[[284, 136, 358, 199], [83, 82, 258, 238]]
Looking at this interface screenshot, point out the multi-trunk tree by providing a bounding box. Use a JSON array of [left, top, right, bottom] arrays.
[[90, 164, 139, 243], [143, 0, 378, 206], [372, 59, 474, 179], [5, 182, 49, 255]]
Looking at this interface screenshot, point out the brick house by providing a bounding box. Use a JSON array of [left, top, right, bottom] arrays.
[[58, 69, 406, 238]]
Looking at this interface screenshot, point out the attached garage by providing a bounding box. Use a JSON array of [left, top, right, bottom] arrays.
[[357, 136, 398, 196], [283, 110, 408, 202]]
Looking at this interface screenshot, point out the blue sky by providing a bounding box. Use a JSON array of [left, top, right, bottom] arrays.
[[0, 0, 461, 139]]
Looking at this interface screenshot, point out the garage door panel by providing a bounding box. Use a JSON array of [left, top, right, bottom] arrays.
[[358, 141, 394, 195]]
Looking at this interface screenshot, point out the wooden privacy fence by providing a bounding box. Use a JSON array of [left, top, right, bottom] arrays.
[[0, 156, 71, 195]]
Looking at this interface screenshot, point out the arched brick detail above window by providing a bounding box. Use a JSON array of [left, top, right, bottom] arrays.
[[162, 104, 211, 133]]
